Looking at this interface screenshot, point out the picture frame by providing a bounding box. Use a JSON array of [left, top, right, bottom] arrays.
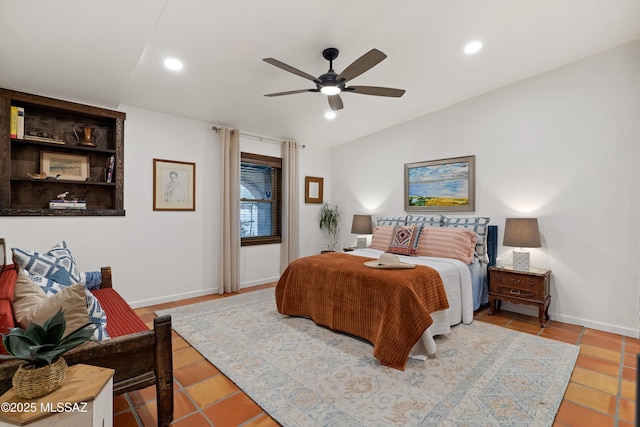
[[153, 158, 196, 211], [40, 152, 89, 181], [404, 155, 475, 212], [305, 176, 324, 204]]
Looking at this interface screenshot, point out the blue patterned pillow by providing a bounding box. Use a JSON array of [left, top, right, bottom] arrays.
[[376, 216, 407, 226], [28, 273, 109, 340], [406, 215, 444, 227], [12, 241, 81, 284], [442, 216, 491, 262]]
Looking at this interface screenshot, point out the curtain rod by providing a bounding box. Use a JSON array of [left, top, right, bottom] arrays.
[[211, 126, 305, 148]]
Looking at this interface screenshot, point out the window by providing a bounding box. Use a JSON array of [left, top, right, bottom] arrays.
[[240, 152, 282, 246]]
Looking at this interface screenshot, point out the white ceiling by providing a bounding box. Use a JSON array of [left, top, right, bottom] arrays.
[[1, 1, 639, 147]]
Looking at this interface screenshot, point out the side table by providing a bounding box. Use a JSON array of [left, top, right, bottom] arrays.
[[0, 364, 114, 427], [488, 266, 552, 327]]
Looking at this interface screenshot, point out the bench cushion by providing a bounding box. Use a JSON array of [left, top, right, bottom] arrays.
[[0, 265, 17, 354], [91, 288, 148, 337]]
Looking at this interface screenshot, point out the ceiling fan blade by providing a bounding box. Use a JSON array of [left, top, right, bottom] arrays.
[[337, 49, 387, 83], [264, 89, 316, 97], [348, 86, 406, 97], [328, 94, 344, 111], [263, 58, 319, 83]]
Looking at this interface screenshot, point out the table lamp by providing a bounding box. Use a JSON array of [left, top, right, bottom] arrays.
[[351, 214, 373, 249], [503, 218, 541, 270]]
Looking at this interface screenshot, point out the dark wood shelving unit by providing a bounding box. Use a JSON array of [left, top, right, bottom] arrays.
[[0, 88, 125, 216]]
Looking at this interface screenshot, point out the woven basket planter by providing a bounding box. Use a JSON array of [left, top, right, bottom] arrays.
[[12, 357, 68, 399]]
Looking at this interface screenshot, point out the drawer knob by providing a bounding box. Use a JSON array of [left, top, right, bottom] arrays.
[[510, 278, 520, 284], [510, 289, 521, 295]]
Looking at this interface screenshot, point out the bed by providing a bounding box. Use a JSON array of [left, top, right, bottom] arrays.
[[276, 216, 497, 370]]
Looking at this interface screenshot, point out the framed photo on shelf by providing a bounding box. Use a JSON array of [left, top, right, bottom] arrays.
[[305, 176, 324, 204], [153, 158, 196, 211], [404, 155, 475, 212], [40, 152, 90, 181]]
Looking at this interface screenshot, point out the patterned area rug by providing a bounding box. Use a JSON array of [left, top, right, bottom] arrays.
[[157, 288, 579, 427]]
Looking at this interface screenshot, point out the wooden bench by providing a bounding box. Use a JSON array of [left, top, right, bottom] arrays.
[[0, 265, 174, 426]]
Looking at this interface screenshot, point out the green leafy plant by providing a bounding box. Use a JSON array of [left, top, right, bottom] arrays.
[[0, 310, 96, 368], [319, 202, 341, 252]]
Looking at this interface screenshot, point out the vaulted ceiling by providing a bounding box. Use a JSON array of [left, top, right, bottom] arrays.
[[1, 1, 639, 147]]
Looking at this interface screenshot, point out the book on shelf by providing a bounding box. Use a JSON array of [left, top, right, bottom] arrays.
[[10, 106, 17, 139], [106, 155, 115, 183], [16, 107, 24, 139], [23, 135, 65, 144], [49, 200, 87, 209], [49, 205, 87, 210]]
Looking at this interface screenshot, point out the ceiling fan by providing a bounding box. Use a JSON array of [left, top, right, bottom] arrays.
[[263, 48, 406, 111]]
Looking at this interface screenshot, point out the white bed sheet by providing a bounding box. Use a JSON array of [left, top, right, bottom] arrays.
[[349, 248, 474, 358]]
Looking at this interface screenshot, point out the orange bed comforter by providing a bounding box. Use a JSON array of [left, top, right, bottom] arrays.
[[275, 252, 449, 370]]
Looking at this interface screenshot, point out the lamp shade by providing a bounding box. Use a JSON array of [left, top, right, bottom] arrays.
[[351, 214, 373, 235], [503, 218, 541, 248]]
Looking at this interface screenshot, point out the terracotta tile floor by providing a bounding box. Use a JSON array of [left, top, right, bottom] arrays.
[[113, 284, 638, 426]]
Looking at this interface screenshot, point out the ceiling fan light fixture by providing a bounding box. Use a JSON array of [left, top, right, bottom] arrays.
[[324, 111, 337, 120], [320, 86, 341, 96]]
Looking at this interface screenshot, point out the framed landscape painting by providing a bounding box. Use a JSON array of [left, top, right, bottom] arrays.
[[404, 155, 475, 212]]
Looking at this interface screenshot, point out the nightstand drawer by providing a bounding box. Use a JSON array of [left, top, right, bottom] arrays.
[[491, 271, 545, 299]]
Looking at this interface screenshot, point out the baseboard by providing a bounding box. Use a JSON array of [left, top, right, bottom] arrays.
[[499, 301, 639, 338], [129, 289, 216, 309], [128, 279, 279, 309]]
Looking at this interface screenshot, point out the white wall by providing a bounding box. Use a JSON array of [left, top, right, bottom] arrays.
[[330, 40, 640, 337], [2, 106, 220, 307]]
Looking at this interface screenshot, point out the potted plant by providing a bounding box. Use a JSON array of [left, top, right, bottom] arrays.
[[318, 203, 341, 252], [0, 309, 96, 398]]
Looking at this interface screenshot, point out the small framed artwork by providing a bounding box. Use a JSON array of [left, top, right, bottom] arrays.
[[305, 176, 323, 204], [40, 152, 90, 181], [153, 159, 196, 211], [405, 155, 475, 212]]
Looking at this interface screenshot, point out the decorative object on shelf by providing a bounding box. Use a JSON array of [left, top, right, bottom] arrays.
[[405, 155, 476, 212], [503, 218, 541, 271], [40, 152, 90, 182], [319, 202, 341, 252], [304, 176, 324, 203], [153, 158, 196, 211], [73, 125, 101, 147], [351, 214, 373, 248], [27, 171, 48, 180], [0, 310, 96, 398]]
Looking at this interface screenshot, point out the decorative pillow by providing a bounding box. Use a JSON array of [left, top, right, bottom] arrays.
[[417, 227, 477, 264], [369, 226, 395, 251], [386, 225, 422, 256], [406, 215, 443, 227], [12, 241, 81, 284], [12, 271, 89, 338], [442, 216, 491, 262], [28, 273, 109, 340], [376, 216, 407, 226]]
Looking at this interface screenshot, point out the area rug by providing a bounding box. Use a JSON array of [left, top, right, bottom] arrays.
[[157, 288, 579, 427]]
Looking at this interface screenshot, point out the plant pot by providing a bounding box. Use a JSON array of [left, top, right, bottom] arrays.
[[12, 357, 68, 399]]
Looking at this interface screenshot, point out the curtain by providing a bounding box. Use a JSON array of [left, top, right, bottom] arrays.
[[280, 140, 300, 272], [219, 127, 240, 293]]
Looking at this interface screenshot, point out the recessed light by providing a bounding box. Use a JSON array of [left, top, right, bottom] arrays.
[[164, 58, 183, 71], [464, 41, 483, 55], [324, 111, 336, 120]]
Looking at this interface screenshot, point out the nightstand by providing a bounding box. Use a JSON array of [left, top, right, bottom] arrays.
[[488, 266, 552, 327], [343, 247, 356, 252]]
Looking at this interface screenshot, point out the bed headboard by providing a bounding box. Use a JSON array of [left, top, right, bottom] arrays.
[[487, 225, 498, 267]]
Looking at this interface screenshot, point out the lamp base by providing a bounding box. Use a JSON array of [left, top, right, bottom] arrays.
[[512, 249, 530, 270], [356, 236, 367, 249]]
